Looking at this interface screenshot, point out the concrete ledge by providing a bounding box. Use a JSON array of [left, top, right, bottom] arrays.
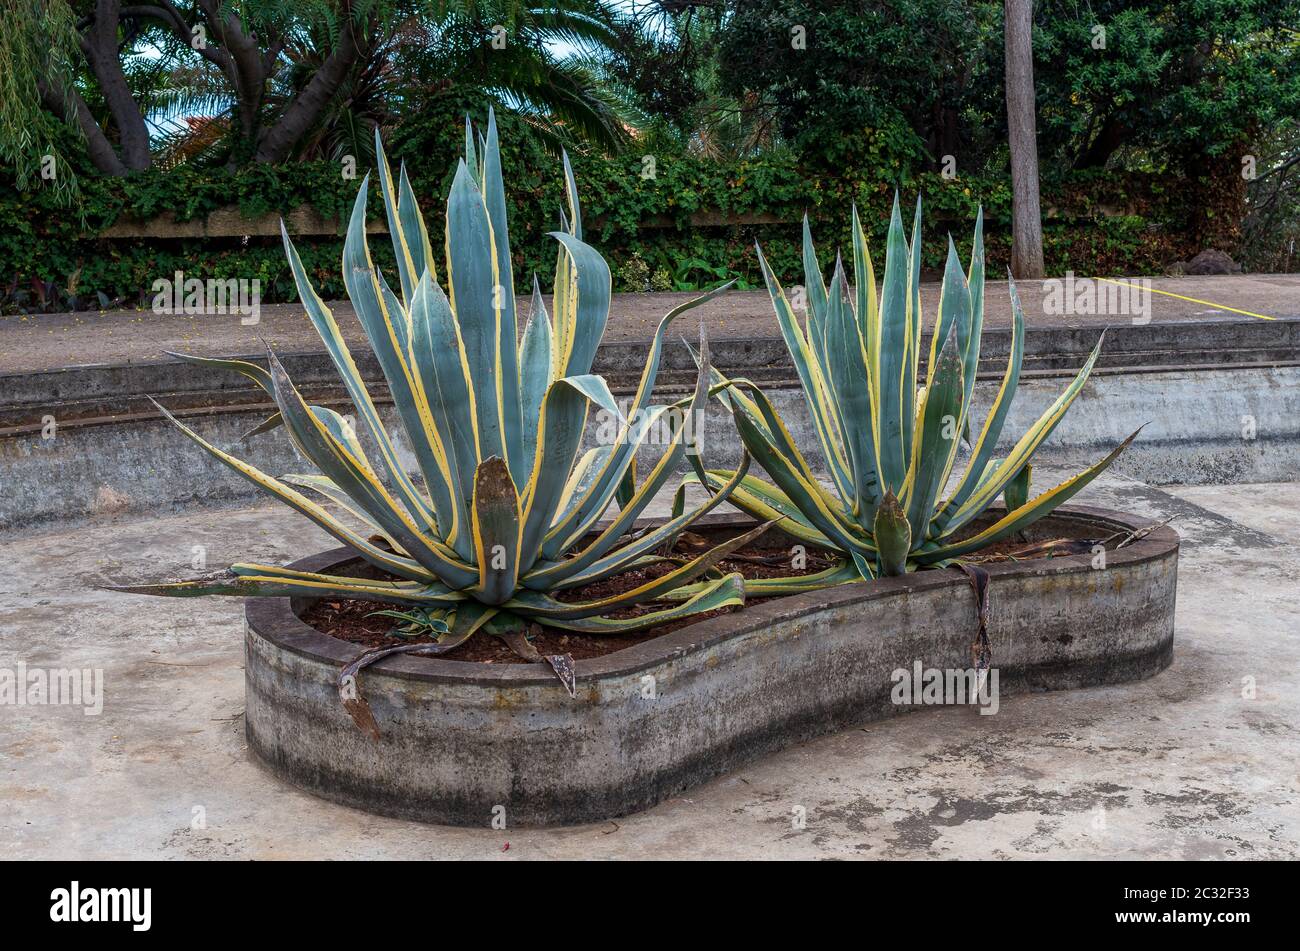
[[99, 204, 389, 239], [4, 308, 1299, 531], [5, 316, 1300, 426], [242, 507, 1179, 827], [4, 362, 1297, 531]]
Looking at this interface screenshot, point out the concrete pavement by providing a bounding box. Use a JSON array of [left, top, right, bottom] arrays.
[[3, 275, 1297, 374], [2, 474, 1296, 859]]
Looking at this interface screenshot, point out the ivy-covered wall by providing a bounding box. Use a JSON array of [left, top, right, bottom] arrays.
[[2, 104, 1194, 312]]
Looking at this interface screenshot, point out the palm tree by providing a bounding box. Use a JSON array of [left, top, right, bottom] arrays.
[[269, 2, 637, 166], [3, 0, 637, 185]]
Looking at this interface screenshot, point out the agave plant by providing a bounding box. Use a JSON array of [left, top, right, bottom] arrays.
[[685, 197, 1140, 586], [115, 110, 764, 654]]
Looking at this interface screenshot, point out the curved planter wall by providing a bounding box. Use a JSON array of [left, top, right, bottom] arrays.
[[244, 506, 1178, 827]]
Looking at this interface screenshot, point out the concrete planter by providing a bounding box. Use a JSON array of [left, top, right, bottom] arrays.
[[244, 505, 1178, 827]]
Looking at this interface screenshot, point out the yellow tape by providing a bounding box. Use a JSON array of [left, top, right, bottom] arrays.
[[1091, 276, 1277, 321]]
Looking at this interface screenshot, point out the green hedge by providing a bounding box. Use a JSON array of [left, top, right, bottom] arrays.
[[1, 103, 1193, 311]]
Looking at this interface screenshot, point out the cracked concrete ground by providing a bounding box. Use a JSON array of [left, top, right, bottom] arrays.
[[1, 474, 1297, 859]]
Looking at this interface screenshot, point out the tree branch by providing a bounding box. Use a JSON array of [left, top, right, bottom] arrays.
[[36, 76, 128, 175], [119, 3, 225, 68], [253, 10, 372, 163], [195, 0, 273, 144]]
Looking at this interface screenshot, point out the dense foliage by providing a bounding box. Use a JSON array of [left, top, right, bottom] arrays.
[[715, 0, 1300, 258], [3, 99, 1198, 310], [717, 0, 1001, 176], [3, 0, 1298, 311], [0, 0, 630, 189]]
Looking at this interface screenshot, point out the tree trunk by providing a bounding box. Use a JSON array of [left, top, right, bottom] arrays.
[[33, 1, 371, 173], [253, 14, 369, 164], [81, 0, 153, 171], [1074, 116, 1128, 170], [36, 77, 128, 176], [1182, 143, 1249, 255], [1004, 0, 1043, 278]]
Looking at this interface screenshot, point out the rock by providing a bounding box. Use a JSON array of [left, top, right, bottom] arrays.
[[1183, 249, 1242, 275]]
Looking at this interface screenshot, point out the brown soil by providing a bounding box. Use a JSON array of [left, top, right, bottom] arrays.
[[301, 529, 840, 663], [299, 524, 1100, 664]]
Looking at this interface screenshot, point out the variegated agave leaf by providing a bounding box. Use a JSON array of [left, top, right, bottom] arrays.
[[706, 196, 1139, 580], [115, 109, 750, 641]]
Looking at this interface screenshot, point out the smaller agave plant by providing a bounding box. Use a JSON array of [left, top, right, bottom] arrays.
[[685, 197, 1141, 585], [115, 111, 764, 663]]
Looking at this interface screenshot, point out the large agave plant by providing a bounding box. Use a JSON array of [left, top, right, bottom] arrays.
[[688, 197, 1140, 584], [116, 111, 762, 651]]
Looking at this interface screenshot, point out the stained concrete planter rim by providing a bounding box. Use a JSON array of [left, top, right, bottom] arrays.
[[247, 503, 1178, 687]]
